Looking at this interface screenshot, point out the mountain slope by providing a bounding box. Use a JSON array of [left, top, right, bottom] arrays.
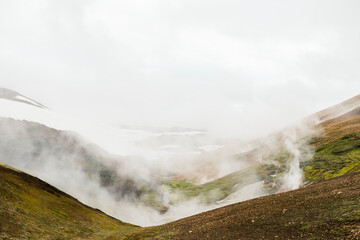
[[0, 117, 171, 222], [126, 172, 360, 240], [0, 163, 140, 240], [174, 93, 360, 202], [2, 87, 360, 228], [303, 108, 360, 183], [1, 90, 360, 239], [310, 94, 360, 123], [0, 88, 46, 109]]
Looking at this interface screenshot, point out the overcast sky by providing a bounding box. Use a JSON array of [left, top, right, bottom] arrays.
[[1, 0, 360, 138]]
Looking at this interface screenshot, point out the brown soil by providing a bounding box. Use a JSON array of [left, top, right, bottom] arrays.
[[126, 172, 360, 240]]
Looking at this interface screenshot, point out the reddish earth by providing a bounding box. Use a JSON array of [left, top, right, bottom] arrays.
[[126, 172, 360, 240]]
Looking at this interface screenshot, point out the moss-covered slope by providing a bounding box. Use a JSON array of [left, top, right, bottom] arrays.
[[0, 163, 139, 240]]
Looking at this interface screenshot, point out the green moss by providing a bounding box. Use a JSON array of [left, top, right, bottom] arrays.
[[332, 140, 360, 154], [52, 208, 69, 217], [300, 222, 312, 231], [166, 167, 259, 204], [166, 180, 194, 190], [303, 133, 360, 183]]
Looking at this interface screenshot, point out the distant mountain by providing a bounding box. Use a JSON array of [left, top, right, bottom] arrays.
[[0, 88, 46, 109], [307, 94, 360, 123]]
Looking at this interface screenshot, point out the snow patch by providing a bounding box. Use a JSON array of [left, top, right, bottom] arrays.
[[162, 131, 205, 136], [198, 145, 224, 152], [15, 95, 43, 108]]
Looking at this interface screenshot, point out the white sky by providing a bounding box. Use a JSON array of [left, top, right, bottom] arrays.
[[1, 0, 360, 138]]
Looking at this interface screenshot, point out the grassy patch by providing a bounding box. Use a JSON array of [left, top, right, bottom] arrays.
[[303, 133, 360, 183], [166, 167, 259, 204], [166, 180, 194, 190], [52, 208, 69, 217]]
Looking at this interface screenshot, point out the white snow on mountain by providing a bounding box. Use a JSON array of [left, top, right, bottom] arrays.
[[0, 88, 46, 109], [15, 95, 44, 108]]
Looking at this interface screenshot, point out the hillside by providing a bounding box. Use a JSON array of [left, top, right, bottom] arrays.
[[0, 88, 46, 109], [1, 92, 360, 239], [309, 94, 360, 123], [0, 163, 140, 239], [166, 94, 360, 204], [0, 117, 165, 211], [1, 88, 360, 229], [2, 161, 360, 239], [126, 172, 360, 240]]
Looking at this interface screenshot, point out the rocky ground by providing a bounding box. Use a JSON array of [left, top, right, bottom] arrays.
[[126, 172, 360, 239]]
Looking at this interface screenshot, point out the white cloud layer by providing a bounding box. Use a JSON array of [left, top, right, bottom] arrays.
[[1, 0, 360, 138]]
